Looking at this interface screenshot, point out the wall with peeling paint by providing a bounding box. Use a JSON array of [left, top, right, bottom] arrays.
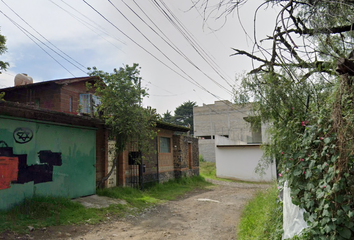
[[0, 116, 96, 210]]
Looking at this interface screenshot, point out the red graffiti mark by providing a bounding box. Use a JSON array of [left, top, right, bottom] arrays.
[[0, 157, 19, 190]]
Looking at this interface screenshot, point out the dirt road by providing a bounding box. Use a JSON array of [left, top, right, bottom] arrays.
[[10, 180, 270, 240]]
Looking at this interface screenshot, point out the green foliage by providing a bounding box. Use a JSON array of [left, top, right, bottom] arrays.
[[199, 154, 205, 162], [230, 1, 354, 237], [237, 185, 283, 240], [199, 161, 218, 180], [174, 100, 196, 133], [161, 110, 174, 124], [195, 0, 354, 238], [98, 176, 211, 210], [0, 196, 105, 233], [88, 64, 158, 155], [160, 100, 196, 133], [0, 30, 9, 72]]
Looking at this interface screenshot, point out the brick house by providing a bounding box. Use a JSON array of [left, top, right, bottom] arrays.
[[1, 76, 199, 189], [1, 76, 100, 115], [108, 121, 199, 188], [0, 76, 109, 187], [0, 101, 105, 210]]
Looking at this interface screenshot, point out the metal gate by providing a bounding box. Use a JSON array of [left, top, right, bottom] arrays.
[[128, 137, 159, 189], [128, 151, 142, 189]]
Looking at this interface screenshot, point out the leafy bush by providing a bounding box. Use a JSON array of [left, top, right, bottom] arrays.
[[275, 80, 354, 239]]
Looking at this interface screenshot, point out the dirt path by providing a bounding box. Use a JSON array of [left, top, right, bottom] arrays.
[[8, 180, 270, 240]]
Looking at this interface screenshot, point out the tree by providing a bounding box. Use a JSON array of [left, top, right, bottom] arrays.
[[88, 64, 158, 188], [174, 100, 196, 134], [0, 30, 9, 101], [0, 30, 9, 73], [161, 110, 174, 124], [193, 1, 354, 238]]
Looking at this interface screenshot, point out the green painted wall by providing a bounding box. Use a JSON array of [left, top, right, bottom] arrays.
[[0, 116, 96, 210]]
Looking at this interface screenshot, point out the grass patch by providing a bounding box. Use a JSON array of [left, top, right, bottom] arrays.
[[199, 161, 218, 179], [0, 176, 211, 234], [237, 184, 283, 240], [0, 196, 107, 233]]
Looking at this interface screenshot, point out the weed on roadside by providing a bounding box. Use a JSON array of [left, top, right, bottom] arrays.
[[237, 184, 283, 240], [0, 176, 210, 234]]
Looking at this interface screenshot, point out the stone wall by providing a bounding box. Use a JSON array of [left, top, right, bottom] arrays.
[[107, 140, 116, 188], [173, 135, 199, 177]]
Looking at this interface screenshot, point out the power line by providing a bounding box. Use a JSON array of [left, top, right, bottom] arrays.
[[153, 0, 235, 89], [122, 0, 233, 95], [0, 10, 76, 77], [1, 0, 87, 73], [108, 0, 225, 93], [148, 1, 249, 113], [60, 0, 126, 45], [50, 0, 126, 53], [83, 0, 224, 100], [109, 1, 244, 113]]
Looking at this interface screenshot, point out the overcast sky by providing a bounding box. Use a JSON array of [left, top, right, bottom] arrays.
[[0, 0, 277, 115]]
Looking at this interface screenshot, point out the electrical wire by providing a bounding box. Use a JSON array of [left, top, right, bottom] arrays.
[[83, 0, 225, 100], [108, 0, 233, 94], [153, 0, 235, 89], [1, 0, 87, 73], [123, 0, 233, 95], [50, 0, 125, 53], [0, 10, 76, 77], [60, 0, 126, 45]]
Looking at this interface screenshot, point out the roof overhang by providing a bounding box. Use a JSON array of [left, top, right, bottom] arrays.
[[156, 121, 190, 132]]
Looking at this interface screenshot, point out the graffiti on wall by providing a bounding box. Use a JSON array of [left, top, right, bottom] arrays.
[[13, 127, 33, 144], [0, 137, 62, 190]]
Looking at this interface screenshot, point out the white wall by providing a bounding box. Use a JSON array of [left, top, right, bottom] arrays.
[[215, 136, 276, 182]]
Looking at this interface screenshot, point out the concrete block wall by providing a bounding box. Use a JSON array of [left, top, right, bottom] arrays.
[[194, 101, 256, 162], [193, 101, 252, 142], [198, 139, 216, 162]]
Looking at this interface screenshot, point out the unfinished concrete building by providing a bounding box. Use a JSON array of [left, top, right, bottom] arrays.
[[193, 101, 263, 162]]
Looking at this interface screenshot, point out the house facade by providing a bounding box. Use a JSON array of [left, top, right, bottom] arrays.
[[107, 122, 199, 188], [0, 76, 108, 187], [1, 76, 99, 115], [0, 101, 106, 210], [1, 76, 199, 191]]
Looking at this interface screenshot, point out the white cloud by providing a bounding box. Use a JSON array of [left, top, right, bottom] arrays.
[[0, 71, 16, 88], [0, 0, 277, 113]]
